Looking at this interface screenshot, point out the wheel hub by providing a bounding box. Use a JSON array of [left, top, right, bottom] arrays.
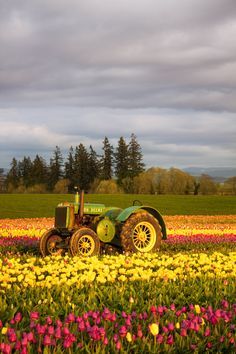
[[78, 235, 95, 255], [132, 221, 156, 252], [137, 231, 147, 242]]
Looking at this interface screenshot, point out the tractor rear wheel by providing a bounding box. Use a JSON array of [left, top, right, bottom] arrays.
[[70, 228, 100, 257], [40, 228, 67, 257], [120, 212, 162, 253]]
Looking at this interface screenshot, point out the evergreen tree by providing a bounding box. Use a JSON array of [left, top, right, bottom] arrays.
[[74, 143, 90, 191], [65, 146, 75, 191], [88, 145, 100, 185], [18, 156, 33, 187], [48, 146, 63, 191], [6, 158, 20, 190], [128, 133, 145, 178], [115, 136, 129, 184], [31, 155, 48, 185], [101, 137, 113, 180]]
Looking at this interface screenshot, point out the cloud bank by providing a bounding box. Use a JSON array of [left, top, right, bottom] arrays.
[[0, 0, 235, 168]]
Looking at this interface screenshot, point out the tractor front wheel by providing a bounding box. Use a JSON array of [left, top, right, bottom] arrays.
[[40, 228, 67, 257], [120, 212, 162, 253], [70, 228, 100, 257]]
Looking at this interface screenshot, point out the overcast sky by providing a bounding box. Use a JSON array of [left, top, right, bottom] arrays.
[[0, 0, 236, 169]]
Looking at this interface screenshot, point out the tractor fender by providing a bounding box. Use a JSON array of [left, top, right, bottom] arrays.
[[116, 206, 167, 240]]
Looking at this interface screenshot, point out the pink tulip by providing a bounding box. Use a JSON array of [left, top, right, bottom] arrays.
[[21, 335, 28, 347], [36, 324, 46, 335], [78, 321, 85, 332], [46, 316, 52, 325], [27, 332, 35, 343], [125, 318, 132, 327], [14, 312, 23, 323], [157, 334, 164, 343], [110, 313, 117, 322], [113, 334, 119, 343], [150, 306, 157, 314], [157, 306, 164, 315], [167, 323, 175, 331], [221, 299, 229, 309], [166, 334, 174, 345], [8, 328, 17, 343], [30, 312, 39, 321], [14, 340, 21, 350], [170, 304, 176, 311], [0, 343, 11, 354], [55, 327, 62, 339], [204, 328, 211, 337], [206, 342, 212, 349], [103, 337, 109, 345], [116, 341, 121, 350], [66, 313, 75, 323], [63, 338, 73, 348], [180, 328, 187, 337], [209, 315, 218, 325], [137, 329, 143, 338], [119, 325, 128, 338], [62, 327, 70, 336], [121, 311, 127, 318], [47, 325, 54, 335], [55, 319, 63, 327]]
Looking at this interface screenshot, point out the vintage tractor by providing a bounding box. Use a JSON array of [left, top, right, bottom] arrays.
[[39, 190, 167, 257]]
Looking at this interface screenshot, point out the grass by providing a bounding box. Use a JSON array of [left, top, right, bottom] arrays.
[[0, 194, 236, 218]]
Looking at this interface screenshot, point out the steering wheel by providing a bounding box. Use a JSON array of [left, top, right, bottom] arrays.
[[132, 199, 142, 206]]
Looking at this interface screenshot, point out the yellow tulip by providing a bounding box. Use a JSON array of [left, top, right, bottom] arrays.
[[149, 323, 159, 336]]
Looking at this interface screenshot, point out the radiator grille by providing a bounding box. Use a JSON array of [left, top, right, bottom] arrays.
[[55, 207, 68, 228]]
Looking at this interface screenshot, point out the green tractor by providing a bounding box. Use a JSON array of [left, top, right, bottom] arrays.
[[39, 190, 167, 257]]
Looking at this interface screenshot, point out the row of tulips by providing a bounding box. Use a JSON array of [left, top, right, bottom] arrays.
[[1, 252, 236, 290], [0, 234, 235, 250], [0, 216, 235, 238], [0, 301, 235, 353]]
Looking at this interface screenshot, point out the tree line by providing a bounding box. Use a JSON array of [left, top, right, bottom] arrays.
[[1, 133, 236, 195], [4, 134, 145, 193]]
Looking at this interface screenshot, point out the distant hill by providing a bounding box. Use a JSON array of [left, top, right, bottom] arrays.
[[183, 167, 236, 183]]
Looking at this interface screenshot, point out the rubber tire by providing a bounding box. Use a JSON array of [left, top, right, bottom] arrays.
[[40, 228, 66, 257], [120, 212, 162, 254], [69, 227, 100, 257]]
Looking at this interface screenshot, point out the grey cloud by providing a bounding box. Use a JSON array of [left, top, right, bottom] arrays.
[[0, 0, 236, 168]]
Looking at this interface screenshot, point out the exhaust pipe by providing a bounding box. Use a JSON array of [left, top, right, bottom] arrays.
[[79, 190, 84, 219]]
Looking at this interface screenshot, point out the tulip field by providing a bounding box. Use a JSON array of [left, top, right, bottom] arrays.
[[0, 214, 236, 353]]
